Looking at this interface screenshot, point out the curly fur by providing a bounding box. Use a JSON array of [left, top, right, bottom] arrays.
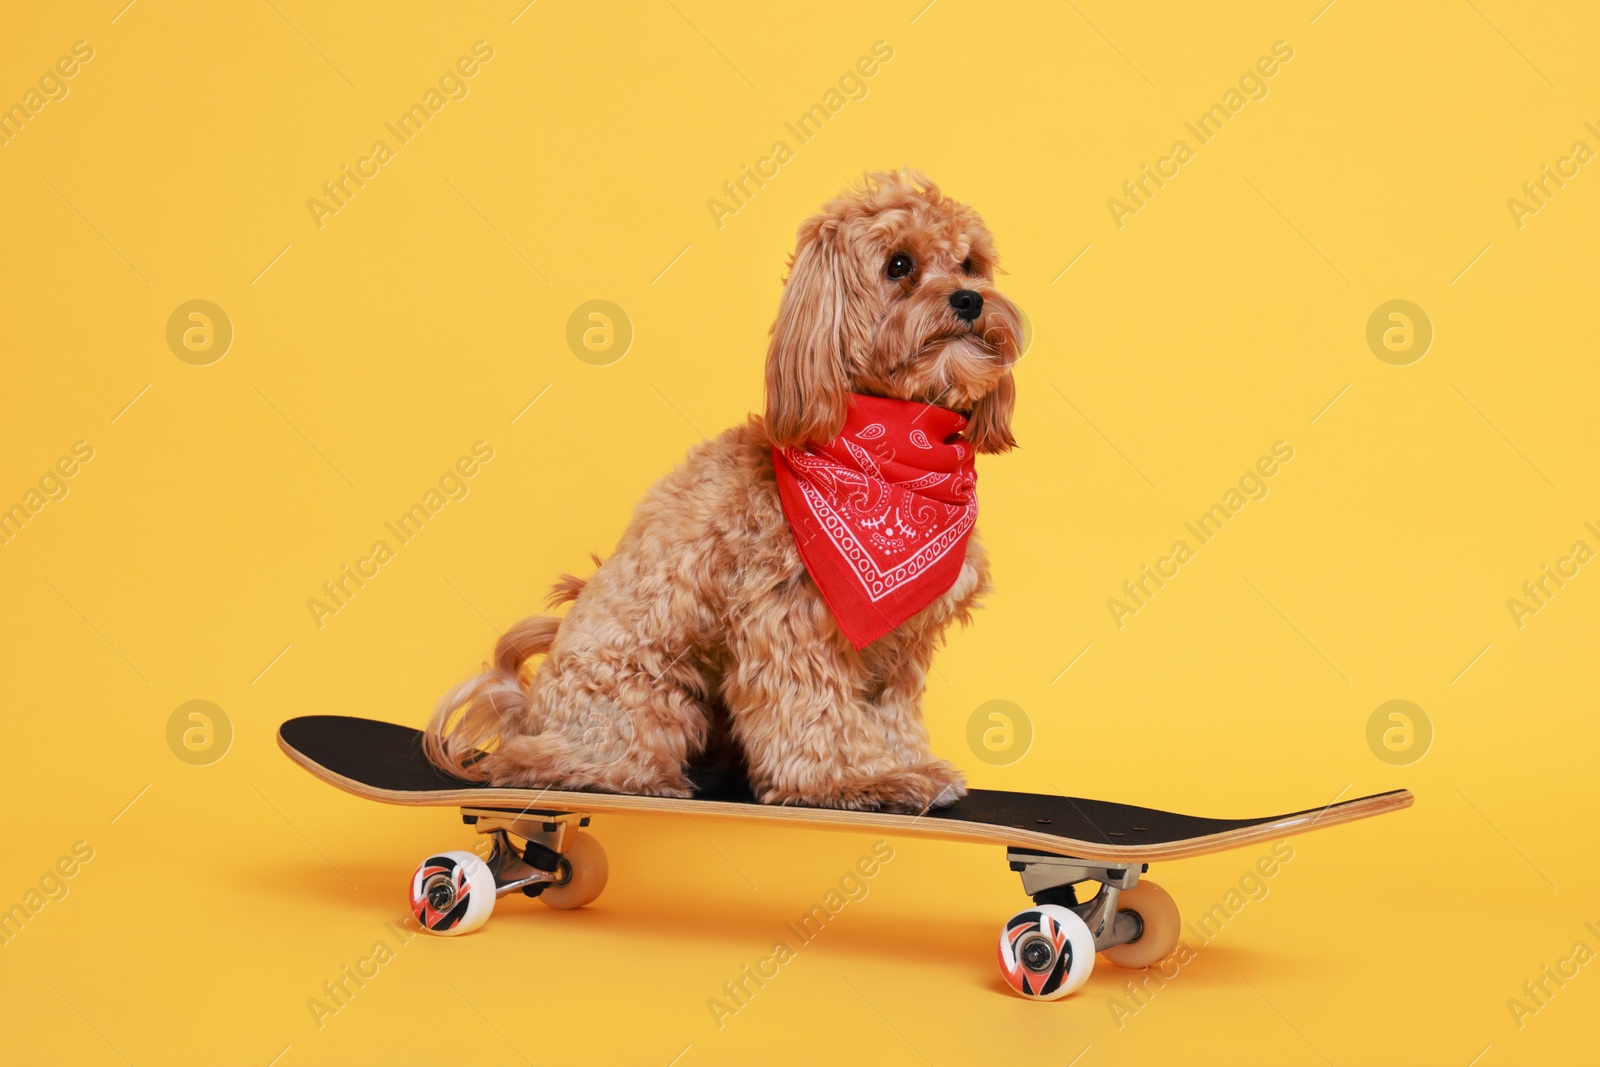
[[425, 171, 1021, 812]]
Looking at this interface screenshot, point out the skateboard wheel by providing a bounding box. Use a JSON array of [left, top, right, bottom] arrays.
[[997, 904, 1095, 1000], [539, 831, 609, 910], [1100, 881, 1181, 969], [409, 850, 495, 936]]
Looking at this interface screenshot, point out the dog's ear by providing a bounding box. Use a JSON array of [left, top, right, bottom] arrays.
[[966, 371, 1017, 454], [765, 220, 852, 448]]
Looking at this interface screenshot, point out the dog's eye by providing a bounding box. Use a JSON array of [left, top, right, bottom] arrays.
[[961, 257, 975, 274], [886, 253, 914, 279]]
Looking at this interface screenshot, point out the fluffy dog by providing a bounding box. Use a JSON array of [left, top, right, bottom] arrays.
[[424, 171, 1021, 812]]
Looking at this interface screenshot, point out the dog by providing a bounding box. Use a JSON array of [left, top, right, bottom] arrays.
[[424, 170, 1021, 813]]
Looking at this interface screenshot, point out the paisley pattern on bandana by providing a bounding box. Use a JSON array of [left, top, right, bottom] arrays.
[[772, 394, 977, 649]]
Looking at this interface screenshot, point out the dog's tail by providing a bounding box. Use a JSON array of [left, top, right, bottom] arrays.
[[422, 564, 596, 780]]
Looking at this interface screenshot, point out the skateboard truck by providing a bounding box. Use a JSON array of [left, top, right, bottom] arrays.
[[1007, 850, 1150, 952], [461, 807, 593, 899], [402, 807, 611, 936]]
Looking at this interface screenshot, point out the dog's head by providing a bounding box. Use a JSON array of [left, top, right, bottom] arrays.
[[765, 170, 1021, 454]]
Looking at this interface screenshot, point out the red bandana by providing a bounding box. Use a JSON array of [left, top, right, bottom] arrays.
[[772, 393, 978, 649]]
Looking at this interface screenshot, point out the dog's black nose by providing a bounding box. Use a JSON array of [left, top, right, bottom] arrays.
[[949, 289, 983, 323]]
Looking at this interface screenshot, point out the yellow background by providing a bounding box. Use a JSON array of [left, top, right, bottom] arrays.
[[2, 1, 1596, 1063]]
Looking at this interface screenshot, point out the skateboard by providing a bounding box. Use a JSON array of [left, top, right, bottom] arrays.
[[278, 714, 1413, 1000]]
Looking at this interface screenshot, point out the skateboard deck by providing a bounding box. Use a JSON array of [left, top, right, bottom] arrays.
[[279, 714, 1414, 999], [278, 714, 1411, 863]]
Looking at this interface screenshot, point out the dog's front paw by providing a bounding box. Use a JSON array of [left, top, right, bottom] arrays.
[[799, 764, 968, 814], [852, 763, 966, 813], [916, 759, 968, 809]]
